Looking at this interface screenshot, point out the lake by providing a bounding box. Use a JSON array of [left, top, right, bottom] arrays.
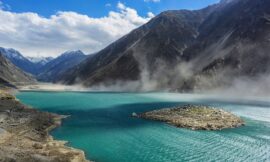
[[17, 92, 270, 162]]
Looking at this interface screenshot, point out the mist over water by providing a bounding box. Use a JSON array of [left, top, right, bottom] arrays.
[[66, 60, 270, 96], [17, 92, 270, 162]]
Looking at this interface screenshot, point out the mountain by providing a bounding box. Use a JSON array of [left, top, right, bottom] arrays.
[[0, 53, 35, 87], [27, 56, 54, 65], [0, 47, 88, 82], [58, 0, 270, 92], [58, 5, 218, 88], [37, 50, 87, 82], [27, 56, 54, 74], [0, 47, 39, 75]]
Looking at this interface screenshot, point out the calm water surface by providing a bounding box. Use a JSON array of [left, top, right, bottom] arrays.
[[17, 92, 270, 162]]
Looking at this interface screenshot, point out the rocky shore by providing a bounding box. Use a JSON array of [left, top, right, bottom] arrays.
[[0, 90, 89, 162], [137, 105, 244, 130]]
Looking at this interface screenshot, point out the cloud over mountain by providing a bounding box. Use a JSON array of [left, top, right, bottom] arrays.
[[0, 2, 153, 57]]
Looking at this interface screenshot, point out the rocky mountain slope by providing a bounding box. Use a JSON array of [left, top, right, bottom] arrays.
[[58, 0, 270, 92], [0, 54, 35, 87], [38, 50, 87, 82], [180, 0, 270, 91], [0, 47, 39, 75]]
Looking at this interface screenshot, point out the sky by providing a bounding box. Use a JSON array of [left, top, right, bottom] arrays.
[[0, 0, 219, 57]]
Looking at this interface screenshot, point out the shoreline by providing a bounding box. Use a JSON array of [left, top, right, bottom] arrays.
[[18, 83, 270, 101], [0, 89, 90, 162], [18, 83, 91, 92]]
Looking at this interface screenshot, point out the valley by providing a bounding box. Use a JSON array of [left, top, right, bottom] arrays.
[[0, 0, 270, 161]]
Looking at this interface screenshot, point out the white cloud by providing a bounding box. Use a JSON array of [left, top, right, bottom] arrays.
[[144, 0, 161, 2], [0, 2, 153, 57], [147, 12, 155, 18], [117, 2, 126, 10]]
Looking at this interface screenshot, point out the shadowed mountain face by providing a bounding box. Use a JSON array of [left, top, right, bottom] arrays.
[[56, 0, 270, 91], [0, 54, 35, 87], [180, 0, 270, 91], [37, 50, 87, 82]]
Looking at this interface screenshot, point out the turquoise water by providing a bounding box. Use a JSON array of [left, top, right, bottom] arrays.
[[17, 92, 270, 162]]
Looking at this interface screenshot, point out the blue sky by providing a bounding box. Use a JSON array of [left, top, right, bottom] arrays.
[[0, 0, 220, 57], [3, 0, 219, 18]]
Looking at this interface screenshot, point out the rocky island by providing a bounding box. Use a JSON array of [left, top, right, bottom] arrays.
[[0, 90, 89, 162], [137, 105, 244, 130]]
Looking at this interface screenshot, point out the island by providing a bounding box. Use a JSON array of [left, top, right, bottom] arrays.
[[137, 105, 245, 130], [0, 90, 89, 162]]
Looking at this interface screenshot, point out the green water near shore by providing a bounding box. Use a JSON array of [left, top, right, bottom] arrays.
[[17, 92, 270, 162]]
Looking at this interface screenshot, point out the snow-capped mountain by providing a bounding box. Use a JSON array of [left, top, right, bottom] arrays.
[[38, 50, 87, 82], [27, 56, 54, 65], [0, 47, 38, 75], [0, 47, 29, 63], [0, 47, 87, 80]]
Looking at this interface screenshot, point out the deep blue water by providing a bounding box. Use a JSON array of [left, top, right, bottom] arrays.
[[17, 92, 270, 162]]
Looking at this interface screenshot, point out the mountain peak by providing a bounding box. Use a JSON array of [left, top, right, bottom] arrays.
[[61, 50, 85, 57], [38, 50, 87, 82], [27, 56, 54, 65]]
